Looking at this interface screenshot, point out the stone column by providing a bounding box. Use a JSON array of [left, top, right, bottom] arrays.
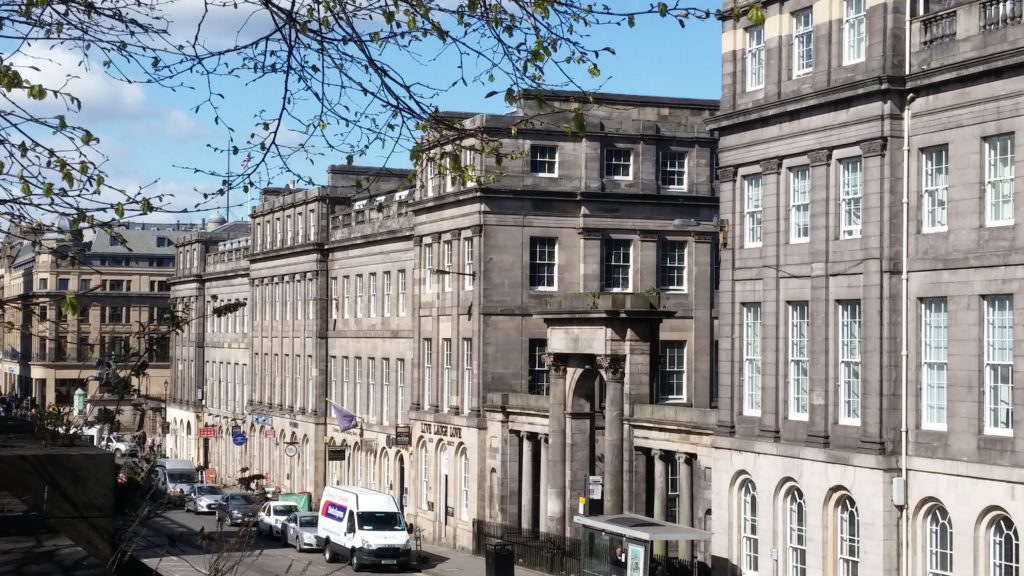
[[597, 354, 625, 515], [652, 450, 667, 556], [521, 433, 535, 530], [806, 149, 832, 447], [678, 453, 693, 561], [543, 354, 568, 536], [858, 139, 887, 453], [715, 167, 738, 436], [758, 159, 782, 440], [539, 435, 548, 532]]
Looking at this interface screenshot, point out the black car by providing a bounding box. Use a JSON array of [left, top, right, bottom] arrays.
[[216, 493, 262, 527]]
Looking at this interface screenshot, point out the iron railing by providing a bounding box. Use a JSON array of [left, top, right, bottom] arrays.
[[473, 521, 581, 576]]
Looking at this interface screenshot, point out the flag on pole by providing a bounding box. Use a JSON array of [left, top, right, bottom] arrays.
[[327, 399, 359, 432], [240, 153, 252, 170]]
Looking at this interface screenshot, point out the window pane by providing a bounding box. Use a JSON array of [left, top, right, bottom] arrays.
[[602, 239, 632, 291]]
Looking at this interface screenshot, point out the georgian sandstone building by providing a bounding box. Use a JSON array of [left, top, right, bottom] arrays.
[[708, 0, 1024, 574], [166, 91, 721, 564]]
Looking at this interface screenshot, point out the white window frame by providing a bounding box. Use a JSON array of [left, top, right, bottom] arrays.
[[382, 271, 392, 317], [530, 144, 558, 176], [743, 303, 763, 416], [342, 276, 351, 318], [787, 488, 807, 576], [368, 273, 377, 317], [789, 302, 810, 421], [463, 237, 475, 291], [604, 148, 633, 180], [382, 358, 391, 425], [420, 446, 430, 509], [529, 237, 558, 290], [460, 450, 470, 520], [658, 341, 687, 402], [745, 175, 763, 248], [922, 298, 948, 430], [990, 515, 1019, 576], [442, 338, 452, 413], [354, 356, 363, 415], [330, 356, 339, 401], [602, 238, 633, 292], [462, 338, 473, 415], [660, 151, 688, 191], [658, 239, 687, 292], [355, 274, 364, 318], [398, 269, 407, 315], [793, 8, 813, 77], [330, 277, 339, 319], [837, 497, 860, 576], [840, 158, 863, 239], [367, 358, 376, 423], [424, 245, 434, 293], [790, 166, 811, 243], [984, 295, 1014, 436], [423, 339, 433, 409], [927, 506, 953, 576], [442, 240, 453, 292], [839, 300, 862, 426], [746, 25, 765, 91], [922, 146, 949, 232], [843, 0, 866, 65], [741, 480, 759, 575], [342, 356, 351, 406], [985, 134, 1015, 227], [397, 359, 407, 424], [528, 339, 550, 395]]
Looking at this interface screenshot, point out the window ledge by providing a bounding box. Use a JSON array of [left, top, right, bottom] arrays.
[[983, 427, 1014, 437], [838, 419, 861, 427], [788, 413, 809, 422], [986, 220, 1015, 228]]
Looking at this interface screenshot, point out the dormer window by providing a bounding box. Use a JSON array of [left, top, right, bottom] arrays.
[[156, 236, 170, 248]]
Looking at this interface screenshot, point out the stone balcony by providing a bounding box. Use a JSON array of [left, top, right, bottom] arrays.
[[911, 0, 1024, 80], [536, 292, 661, 317]]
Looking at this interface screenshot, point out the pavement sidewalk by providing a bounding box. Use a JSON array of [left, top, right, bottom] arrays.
[[417, 541, 548, 576]]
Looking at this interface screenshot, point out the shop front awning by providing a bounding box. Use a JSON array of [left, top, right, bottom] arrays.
[[574, 514, 711, 542]]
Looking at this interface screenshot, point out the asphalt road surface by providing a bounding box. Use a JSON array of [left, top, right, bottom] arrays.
[[134, 508, 358, 576]]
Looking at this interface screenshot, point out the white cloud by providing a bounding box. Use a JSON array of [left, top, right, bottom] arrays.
[[162, 108, 208, 141]]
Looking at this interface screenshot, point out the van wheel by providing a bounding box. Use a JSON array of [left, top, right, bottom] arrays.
[[323, 540, 339, 564], [350, 548, 365, 572], [114, 449, 123, 458]]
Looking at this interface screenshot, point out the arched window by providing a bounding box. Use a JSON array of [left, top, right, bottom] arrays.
[[383, 455, 392, 495], [740, 479, 759, 575], [786, 488, 806, 576], [991, 515, 1019, 576], [926, 506, 953, 576], [459, 450, 470, 520], [369, 452, 377, 490], [837, 496, 859, 576]]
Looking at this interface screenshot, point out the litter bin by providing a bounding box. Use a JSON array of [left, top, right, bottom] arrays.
[[485, 542, 515, 576]]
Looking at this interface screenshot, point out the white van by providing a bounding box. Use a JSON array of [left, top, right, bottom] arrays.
[[317, 486, 412, 571], [151, 458, 199, 495]]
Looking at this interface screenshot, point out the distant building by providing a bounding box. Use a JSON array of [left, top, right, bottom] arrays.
[[168, 91, 721, 563], [0, 219, 195, 426], [707, 0, 1024, 574]]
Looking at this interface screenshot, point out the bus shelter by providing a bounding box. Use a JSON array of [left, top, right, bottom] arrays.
[[574, 513, 711, 576]]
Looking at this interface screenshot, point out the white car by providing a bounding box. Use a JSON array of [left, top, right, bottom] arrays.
[[100, 433, 140, 458], [184, 485, 225, 514], [257, 501, 299, 538]]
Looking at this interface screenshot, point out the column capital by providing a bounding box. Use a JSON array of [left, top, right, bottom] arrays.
[[542, 353, 569, 376], [859, 139, 886, 157], [807, 149, 832, 166], [650, 448, 664, 459], [716, 167, 736, 182], [758, 158, 781, 175], [595, 354, 626, 381]]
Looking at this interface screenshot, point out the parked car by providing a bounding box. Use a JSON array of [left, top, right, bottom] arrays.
[[184, 485, 225, 514], [257, 501, 299, 538], [216, 493, 261, 527], [100, 433, 140, 458], [281, 512, 321, 551], [151, 458, 199, 495]]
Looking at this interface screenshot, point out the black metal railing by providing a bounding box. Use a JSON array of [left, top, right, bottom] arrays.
[[473, 521, 581, 576], [651, 553, 709, 576]]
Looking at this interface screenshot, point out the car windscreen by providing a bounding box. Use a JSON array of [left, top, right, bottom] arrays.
[[356, 512, 406, 531], [299, 516, 318, 528], [166, 471, 197, 483], [273, 505, 298, 516], [196, 486, 222, 496], [227, 495, 260, 506]]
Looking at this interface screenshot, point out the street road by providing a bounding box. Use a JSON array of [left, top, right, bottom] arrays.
[[134, 509, 352, 576]]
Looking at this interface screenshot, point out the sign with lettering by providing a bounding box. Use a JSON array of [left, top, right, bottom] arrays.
[[327, 447, 345, 462], [199, 426, 218, 438], [263, 429, 276, 439], [395, 426, 412, 446], [419, 422, 462, 439], [251, 413, 273, 426]]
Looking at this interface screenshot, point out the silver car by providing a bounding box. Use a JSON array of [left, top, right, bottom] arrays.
[[184, 485, 225, 514], [281, 512, 320, 552]]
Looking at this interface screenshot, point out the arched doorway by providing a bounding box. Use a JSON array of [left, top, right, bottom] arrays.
[[438, 443, 450, 538], [300, 434, 309, 491], [397, 453, 406, 510]]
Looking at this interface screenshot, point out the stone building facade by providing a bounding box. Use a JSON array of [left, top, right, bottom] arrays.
[[0, 221, 193, 430], [166, 92, 721, 565], [708, 0, 1024, 574]]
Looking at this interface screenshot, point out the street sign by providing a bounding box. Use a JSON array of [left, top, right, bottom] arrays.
[[263, 429, 276, 438], [232, 431, 247, 446], [284, 444, 298, 458], [327, 446, 345, 462], [199, 426, 218, 439], [394, 425, 411, 446], [587, 476, 603, 500]]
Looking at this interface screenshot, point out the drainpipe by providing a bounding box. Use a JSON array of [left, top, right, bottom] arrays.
[[901, 0, 915, 572]]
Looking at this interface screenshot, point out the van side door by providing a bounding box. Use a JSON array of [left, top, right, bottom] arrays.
[[341, 509, 356, 549]]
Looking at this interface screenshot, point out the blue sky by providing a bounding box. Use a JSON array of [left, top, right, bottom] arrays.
[[57, 3, 723, 223]]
